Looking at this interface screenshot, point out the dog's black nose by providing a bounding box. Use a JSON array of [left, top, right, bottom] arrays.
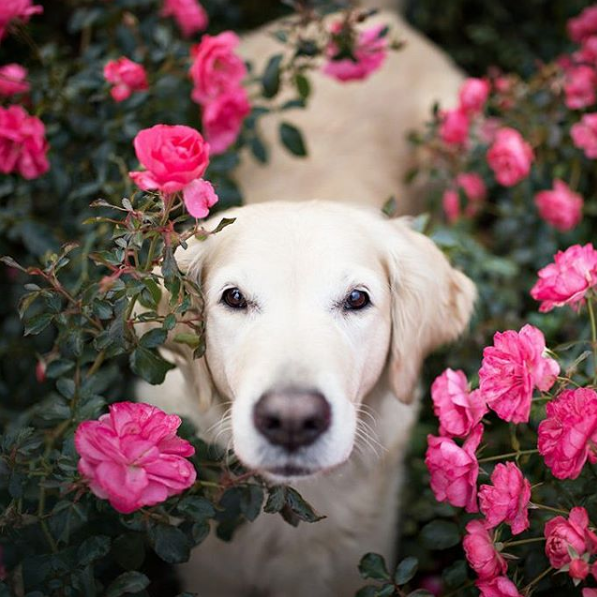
[[253, 390, 331, 451]]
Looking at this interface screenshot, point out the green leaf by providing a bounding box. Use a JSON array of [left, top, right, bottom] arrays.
[[105, 571, 150, 597], [285, 487, 324, 522], [130, 347, 175, 385], [77, 535, 111, 566], [358, 553, 390, 582], [442, 559, 468, 588], [279, 122, 307, 157], [46, 359, 75, 379], [23, 313, 53, 336], [294, 74, 311, 101], [240, 485, 264, 522], [407, 591, 434, 597], [112, 533, 145, 571], [139, 328, 167, 349], [394, 556, 418, 585], [264, 485, 286, 513], [173, 333, 202, 349], [378, 585, 397, 597], [250, 136, 268, 164], [355, 587, 378, 597], [177, 496, 215, 522], [420, 520, 461, 550], [262, 54, 283, 98], [150, 525, 191, 564], [142, 278, 162, 308]]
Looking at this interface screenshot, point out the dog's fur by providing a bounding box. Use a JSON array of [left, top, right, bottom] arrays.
[[138, 8, 473, 597]]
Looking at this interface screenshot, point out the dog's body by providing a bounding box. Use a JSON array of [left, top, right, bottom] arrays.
[[138, 9, 471, 597]]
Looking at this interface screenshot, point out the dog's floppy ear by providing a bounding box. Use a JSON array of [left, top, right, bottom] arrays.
[[385, 218, 476, 404]]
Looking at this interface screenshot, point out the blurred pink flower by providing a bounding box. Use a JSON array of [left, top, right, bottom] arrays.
[[476, 576, 522, 597], [103, 57, 148, 102], [463, 519, 507, 580], [0, 63, 29, 96], [0, 0, 42, 41], [568, 5, 597, 43], [129, 124, 210, 194], [479, 324, 559, 424], [323, 23, 388, 82], [202, 86, 251, 154], [75, 401, 196, 513], [439, 108, 469, 146], [161, 0, 208, 38], [530, 243, 597, 312], [584, 589, 597, 597], [189, 32, 246, 105], [538, 388, 597, 479], [443, 172, 487, 222], [571, 113, 597, 158], [487, 127, 534, 187], [183, 178, 218, 218], [570, 558, 590, 580], [544, 507, 597, 569], [431, 368, 487, 438], [459, 77, 490, 115], [534, 180, 583, 232], [564, 65, 597, 110], [425, 424, 482, 513], [0, 105, 49, 179], [478, 462, 531, 535]]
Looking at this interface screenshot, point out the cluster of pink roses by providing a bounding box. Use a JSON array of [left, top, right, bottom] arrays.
[[161, 0, 208, 39], [426, 241, 597, 595], [103, 57, 149, 103]]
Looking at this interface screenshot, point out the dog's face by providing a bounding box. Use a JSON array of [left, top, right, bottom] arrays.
[[176, 202, 475, 481]]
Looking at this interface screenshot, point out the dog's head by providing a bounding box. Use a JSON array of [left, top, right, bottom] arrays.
[[169, 201, 475, 481]]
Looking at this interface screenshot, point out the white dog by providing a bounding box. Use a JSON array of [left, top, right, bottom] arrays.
[[138, 6, 472, 597]]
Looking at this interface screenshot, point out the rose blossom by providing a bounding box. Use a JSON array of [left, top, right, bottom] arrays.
[[75, 401, 197, 513], [463, 519, 507, 580], [459, 77, 490, 115], [0, 64, 29, 96], [431, 368, 487, 438], [571, 113, 597, 158], [182, 178, 218, 218], [323, 23, 388, 82], [575, 36, 597, 63], [570, 559, 590, 580], [425, 424, 482, 513], [544, 507, 597, 569], [538, 388, 597, 479], [0, 105, 49, 179], [564, 65, 597, 110], [487, 127, 534, 187], [439, 108, 469, 146], [443, 172, 487, 222], [189, 32, 246, 105], [534, 180, 583, 232], [0, 0, 43, 41], [584, 589, 597, 597], [161, 0, 208, 38], [103, 57, 148, 102], [202, 87, 251, 154], [530, 244, 597, 312], [476, 576, 522, 597], [479, 324, 559, 424], [478, 462, 531, 535], [568, 6, 597, 43]]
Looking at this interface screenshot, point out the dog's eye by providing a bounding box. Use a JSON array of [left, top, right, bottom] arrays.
[[344, 289, 370, 311], [221, 287, 248, 309]]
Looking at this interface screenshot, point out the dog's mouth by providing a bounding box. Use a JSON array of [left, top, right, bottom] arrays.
[[265, 464, 315, 478]]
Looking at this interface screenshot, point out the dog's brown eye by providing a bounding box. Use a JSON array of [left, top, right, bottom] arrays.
[[344, 289, 370, 311], [222, 287, 247, 309]]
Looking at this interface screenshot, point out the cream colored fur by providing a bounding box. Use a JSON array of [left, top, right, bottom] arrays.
[[137, 7, 472, 597]]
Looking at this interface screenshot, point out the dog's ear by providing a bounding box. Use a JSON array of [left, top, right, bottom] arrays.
[[385, 218, 476, 404]]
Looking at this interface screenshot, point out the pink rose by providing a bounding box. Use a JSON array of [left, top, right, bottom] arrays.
[[571, 113, 597, 158], [0, 63, 29, 96], [530, 244, 597, 312], [479, 324, 559, 424], [463, 519, 507, 580], [129, 124, 209, 194], [568, 6, 597, 43], [538, 388, 597, 479], [0, 0, 42, 41], [0, 105, 49, 179], [75, 401, 197, 513], [431, 369, 487, 438], [534, 180, 583, 232], [575, 36, 597, 63], [459, 77, 490, 115], [476, 576, 522, 597], [183, 178, 218, 218], [487, 127, 534, 187], [564, 65, 597, 110], [103, 57, 148, 102], [189, 32, 246, 105], [323, 23, 388, 82], [544, 507, 597, 569], [443, 172, 487, 222], [439, 108, 469, 146], [570, 558, 590, 580], [425, 424, 482, 513], [478, 462, 531, 535], [161, 0, 208, 38], [583, 589, 597, 597], [202, 86, 251, 154]]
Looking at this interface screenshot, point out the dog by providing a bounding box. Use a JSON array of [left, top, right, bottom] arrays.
[[137, 6, 472, 597]]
